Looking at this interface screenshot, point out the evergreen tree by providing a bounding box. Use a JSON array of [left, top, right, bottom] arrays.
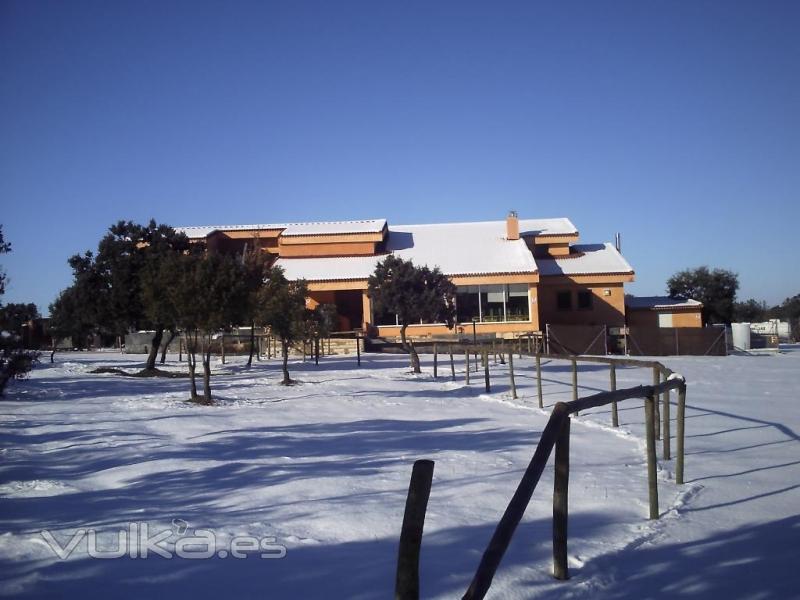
[[368, 255, 456, 373], [732, 299, 768, 323], [169, 252, 247, 402], [49, 286, 96, 349], [256, 267, 308, 385], [0, 226, 40, 396], [667, 266, 739, 325], [51, 220, 191, 369], [769, 293, 800, 340], [239, 240, 272, 368], [0, 303, 40, 336]]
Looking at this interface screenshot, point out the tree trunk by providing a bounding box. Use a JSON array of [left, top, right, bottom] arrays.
[[281, 338, 291, 385], [160, 329, 176, 364], [399, 324, 421, 374], [246, 322, 256, 368], [202, 336, 212, 402], [145, 325, 164, 370], [187, 332, 198, 400]]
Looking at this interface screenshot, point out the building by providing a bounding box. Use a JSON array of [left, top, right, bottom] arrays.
[[177, 213, 635, 338], [625, 296, 704, 328]]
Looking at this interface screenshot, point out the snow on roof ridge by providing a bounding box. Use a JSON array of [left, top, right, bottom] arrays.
[[626, 295, 703, 308], [392, 216, 575, 229], [536, 242, 633, 276], [284, 218, 384, 226]]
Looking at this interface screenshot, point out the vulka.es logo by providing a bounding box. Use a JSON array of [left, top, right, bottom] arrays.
[[39, 520, 287, 560]]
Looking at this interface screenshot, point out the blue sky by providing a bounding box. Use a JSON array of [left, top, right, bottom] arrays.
[[1, 0, 798, 314]]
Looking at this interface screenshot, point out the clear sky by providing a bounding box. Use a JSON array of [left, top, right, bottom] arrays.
[[1, 0, 798, 315]]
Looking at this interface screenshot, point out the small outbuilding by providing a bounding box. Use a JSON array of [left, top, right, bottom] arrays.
[[625, 296, 703, 328]]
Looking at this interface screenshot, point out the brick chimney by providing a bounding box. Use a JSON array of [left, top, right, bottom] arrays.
[[506, 210, 520, 240]]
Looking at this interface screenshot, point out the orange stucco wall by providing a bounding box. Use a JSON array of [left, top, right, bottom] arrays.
[[278, 241, 377, 257], [627, 308, 703, 328], [375, 321, 539, 339], [672, 310, 703, 327], [538, 280, 627, 327], [532, 242, 570, 257]]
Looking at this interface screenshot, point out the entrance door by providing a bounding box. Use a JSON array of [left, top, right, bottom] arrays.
[[333, 290, 364, 332]]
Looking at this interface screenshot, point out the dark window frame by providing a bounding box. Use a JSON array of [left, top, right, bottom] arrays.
[[556, 291, 572, 311], [577, 290, 593, 311]]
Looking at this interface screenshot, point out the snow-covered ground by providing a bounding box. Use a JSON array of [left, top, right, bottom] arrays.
[[0, 347, 798, 599]]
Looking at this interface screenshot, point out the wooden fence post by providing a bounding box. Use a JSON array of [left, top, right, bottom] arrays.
[[356, 335, 361, 366], [221, 335, 225, 364], [676, 383, 687, 484], [553, 416, 571, 580], [536, 353, 543, 409], [662, 371, 671, 460], [178, 337, 183, 362], [571, 357, 578, 403], [645, 394, 659, 520], [315, 337, 320, 365], [449, 344, 455, 381], [518, 336, 522, 358], [465, 347, 470, 385], [433, 343, 438, 379], [508, 351, 517, 399], [484, 349, 490, 393], [499, 340, 506, 365], [492, 339, 497, 364], [395, 460, 435, 600], [652, 366, 660, 440], [610, 363, 618, 427]]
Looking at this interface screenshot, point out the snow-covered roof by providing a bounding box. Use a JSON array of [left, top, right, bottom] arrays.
[[175, 223, 285, 239], [176, 217, 574, 241], [626, 296, 703, 310], [276, 255, 386, 281], [518, 217, 578, 237], [276, 219, 541, 281], [536, 243, 634, 276], [176, 219, 386, 240], [281, 219, 386, 237]]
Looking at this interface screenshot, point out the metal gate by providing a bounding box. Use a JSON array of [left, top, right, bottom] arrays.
[[545, 324, 608, 355]]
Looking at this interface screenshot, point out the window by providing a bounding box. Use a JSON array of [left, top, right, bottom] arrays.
[[456, 284, 530, 322], [456, 285, 481, 323], [506, 284, 530, 321], [480, 285, 505, 322], [556, 291, 572, 311], [577, 291, 593, 310], [374, 306, 399, 326]]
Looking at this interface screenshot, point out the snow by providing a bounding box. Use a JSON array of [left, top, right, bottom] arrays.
[[281, 219, 387, 236], [276, 220, 542, 280], [176, 220, 387, 240], [175, 224, 286, 239], [1, 347, 798, 599], [536, 243, 634, 277], [275, 254, 389, 281], [625, 296, 703, 310]]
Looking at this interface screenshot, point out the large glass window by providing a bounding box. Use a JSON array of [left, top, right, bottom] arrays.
[[456, 285, 480, 322], [481, 285, 506, 322], [506, 284, 530, 321], [456, 284, 530, 323]]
